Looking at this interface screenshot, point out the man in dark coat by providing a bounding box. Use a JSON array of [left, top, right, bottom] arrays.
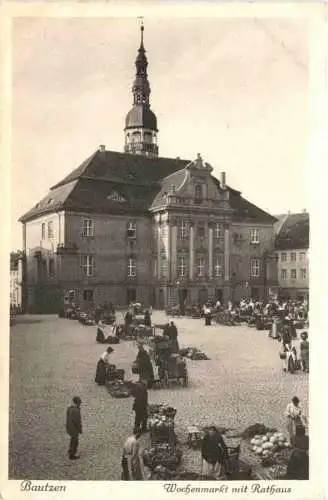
[[167, 321, 179, 353], [66, 396, 82, 460], [136, 344, 154, 388], [143, 309, 151, 327], [132, 382, 148, 434]]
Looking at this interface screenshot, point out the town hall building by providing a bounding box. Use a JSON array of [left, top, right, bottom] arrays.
[[20, 26, 278, 313]]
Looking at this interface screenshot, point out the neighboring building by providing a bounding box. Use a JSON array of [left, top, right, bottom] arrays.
[[10, 251, 23, 308], [19, 26, 278, 313], [274, 212, 309, 299]]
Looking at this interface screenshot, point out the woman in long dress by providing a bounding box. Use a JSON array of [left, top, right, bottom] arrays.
[[95, 346, 114, 386], [201, 427, 228, 477], [96, 320, 106, 343], [135, 344, 154, 388], [285, 397, 307, 443]]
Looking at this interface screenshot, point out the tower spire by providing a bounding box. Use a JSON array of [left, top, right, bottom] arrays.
[[124, 21, 159, 158], [140, 19, 144, 48]]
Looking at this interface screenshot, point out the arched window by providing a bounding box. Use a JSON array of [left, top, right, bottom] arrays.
[[195, 184, 203, 202], [132, 131, 141, 143], [144, 132, 152, 143]]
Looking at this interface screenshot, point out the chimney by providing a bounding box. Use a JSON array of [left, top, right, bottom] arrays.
[[302, 208, 307, 214], [99, 145, 106, 152], [220, 172, 226, 189]]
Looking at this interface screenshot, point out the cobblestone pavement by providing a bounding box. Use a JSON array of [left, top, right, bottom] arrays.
[[9, 312, 308, 480]]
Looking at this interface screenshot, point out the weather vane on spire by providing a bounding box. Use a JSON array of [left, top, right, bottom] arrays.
[[138, 16, 144, 43]]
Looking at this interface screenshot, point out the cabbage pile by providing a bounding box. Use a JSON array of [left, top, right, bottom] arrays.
[[250, 432, 290, 458]]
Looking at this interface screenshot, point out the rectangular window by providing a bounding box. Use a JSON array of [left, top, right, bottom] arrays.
[[214, 223, 224, 240], [290, 268, 297, 279], [160, 258, 167, 278], [281, 253, 287, 262], [128, 258, 136, 277], [127, 222, 137, 239], [299, 252, 306, 262], [48, 259, 55, 276], [290, 252, 296, 262], [82, 255, 94, 276], [214, 255, 223, 277], [42, 260, 47, 276], [196, 257, 205, 277], [47, 221, 54, 239], [81, 218, 94, 237], [281, 269, 287, 280], [180, 219, 187, 238], [300, 268, 307, 280], [197, 223, 205, 238], [83, 290, 94, 301], [161, 224, 168, 239], [41, 223, 46, 240], [177, 256, 187, 277], [250, 229, 260, 244], [250, 258, 260, 277]]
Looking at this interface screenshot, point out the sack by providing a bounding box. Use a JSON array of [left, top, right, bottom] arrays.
[[279, 352, 287, 360], [132, 361, 140, 374]]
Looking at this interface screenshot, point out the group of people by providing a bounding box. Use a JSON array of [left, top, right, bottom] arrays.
[[124, 305, 152, 329], [185, 296, 309, 331], [278, 323, 309, 374]]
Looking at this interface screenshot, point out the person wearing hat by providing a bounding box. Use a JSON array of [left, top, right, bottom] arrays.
[[66, 396, 82, 460]]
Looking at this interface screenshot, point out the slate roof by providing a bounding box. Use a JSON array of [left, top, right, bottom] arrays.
[[19, 149, 276, 224], [150, 168, 187, 209], [275, 213, 309, 250]]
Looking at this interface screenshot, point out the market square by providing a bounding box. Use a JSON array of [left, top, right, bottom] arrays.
[[9, 311, 308, 480]]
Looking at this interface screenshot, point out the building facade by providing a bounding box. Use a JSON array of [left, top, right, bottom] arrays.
[[10, 252, 23, 308], [274, 212, 309, 299], [20, 26, 278, 313]]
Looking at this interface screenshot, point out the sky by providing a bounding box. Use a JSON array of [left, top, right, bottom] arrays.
[[11, 17, 308, 250]]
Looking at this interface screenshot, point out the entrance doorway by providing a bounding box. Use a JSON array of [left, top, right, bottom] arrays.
[[158, 289, 165, 310], [178, 288, 188, 307], [127, 288, 137, 304], [215, 288, 223, 303], [251, 287, 259, 299], [198, 288, 208, 305]]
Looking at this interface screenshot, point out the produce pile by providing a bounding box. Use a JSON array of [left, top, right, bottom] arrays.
[[179, 347, 210, 360], [249, 431, 291, 467], [148, 466, 207, 481], [142, 443, 182, 470], [132, 325, 153, 337], [148, 404, 177, 438], [241, 423, 276, 439], [148, 403, 177, 419], [106, 380, 132, 398]]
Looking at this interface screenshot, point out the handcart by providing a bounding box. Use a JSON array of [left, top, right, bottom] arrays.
[[157, 350, 188, 388]]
